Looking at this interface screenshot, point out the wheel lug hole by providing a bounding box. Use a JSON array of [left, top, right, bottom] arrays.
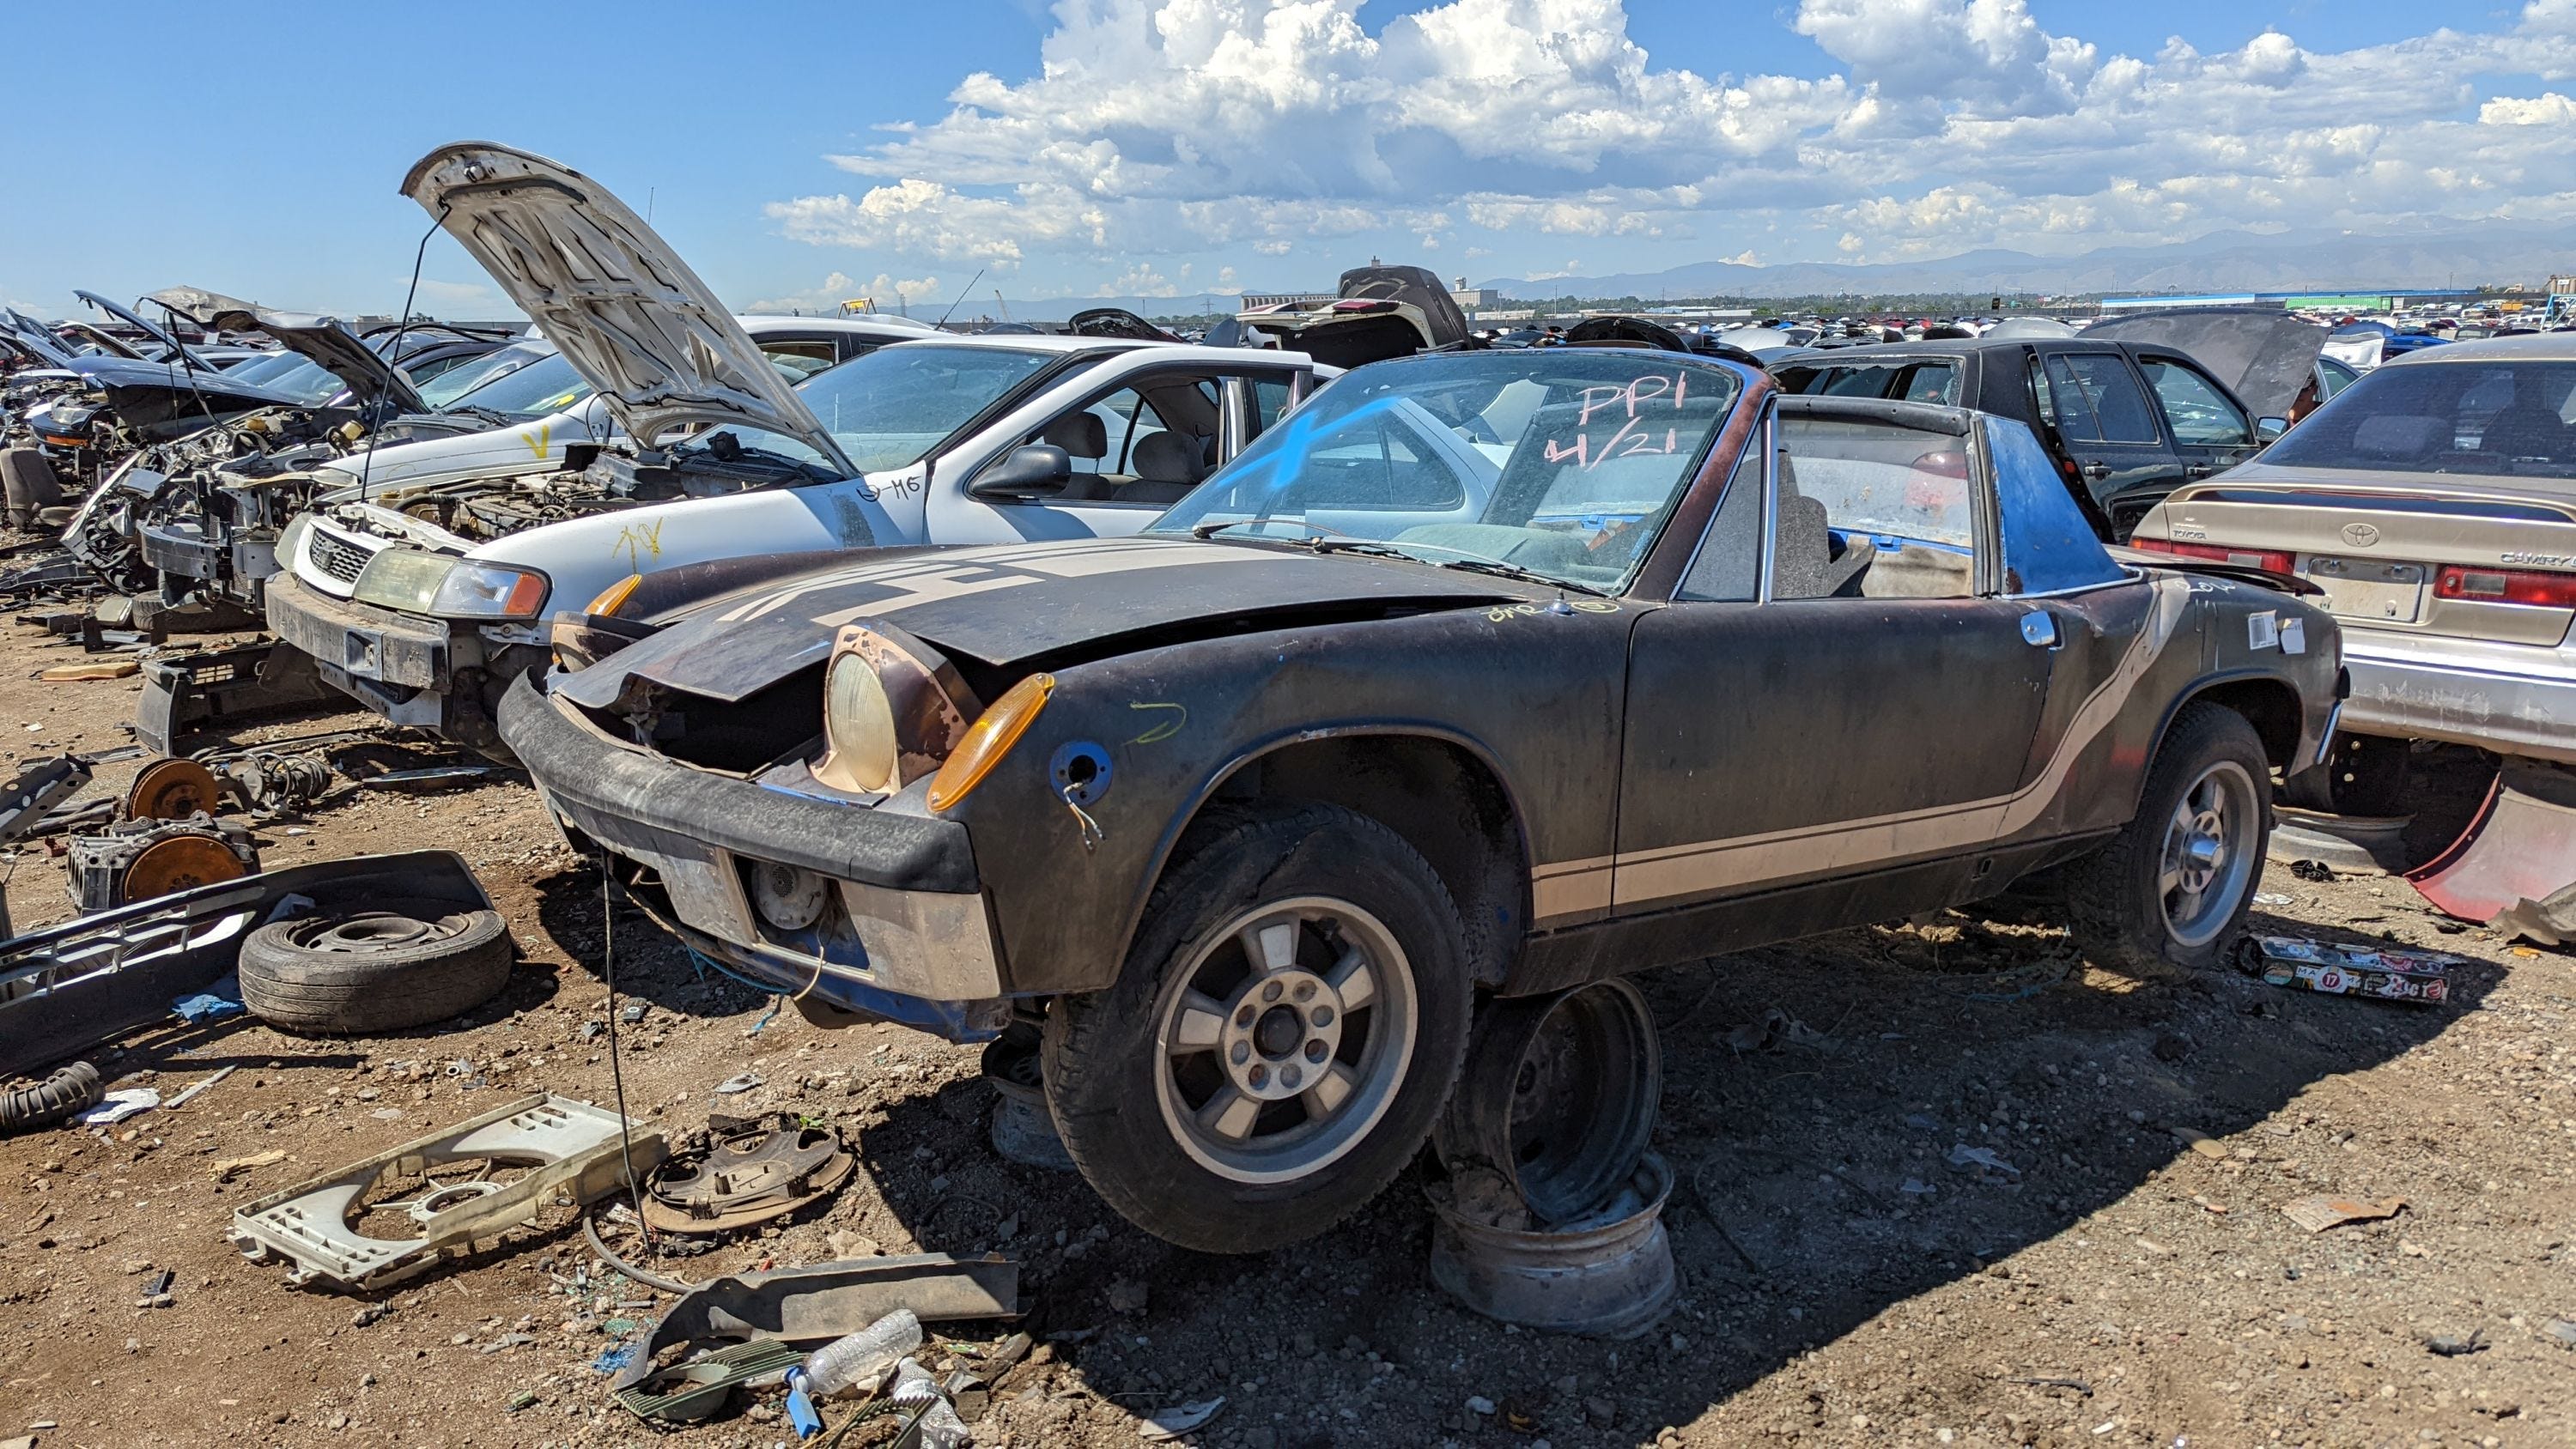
[[1291, 982, 1315, 1003], [1248, 1063, 1268, 1088], [1281, 1064, 1302, 1089], [1261, 982, 1283, 1003], [1303, 1040, 1327, 1064], [1310, 1005, 1334, 1028], [1230, 1041, 1250, 1066], [1234, 1005, 1255, 1028]]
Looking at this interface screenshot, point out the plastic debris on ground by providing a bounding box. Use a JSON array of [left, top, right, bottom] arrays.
[[1140, 1397, 1228, 1440], [78, 1087, 160, 1125], [2281, 1194, 2407, 1233], [1945, 1143, 2020, 1179], [170, 973, 244, 1025], [2237, 936, 2462, 1006], [714, 1072, 763, 1094]]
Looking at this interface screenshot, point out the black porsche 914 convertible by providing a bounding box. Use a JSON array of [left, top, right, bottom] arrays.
[[501, 347, 2344, 1252]]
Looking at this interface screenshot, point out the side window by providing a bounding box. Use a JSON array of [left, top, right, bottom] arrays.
[[760, 339, 840, 383], [1771, 415, 1980, 601], [1675, 451, 1762, 603], [1253, 378, 1294, 432], [2138, 359, 2252, 446], [2042, 353, 2160, 444]]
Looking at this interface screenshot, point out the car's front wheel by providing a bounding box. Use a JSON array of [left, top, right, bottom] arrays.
[[2066, 702, 2271, 975], [1042, 802, 1473, 1252]]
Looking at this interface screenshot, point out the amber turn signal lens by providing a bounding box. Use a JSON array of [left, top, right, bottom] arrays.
[[927, 673, 1055, 813], [586, 573, 643, 618]]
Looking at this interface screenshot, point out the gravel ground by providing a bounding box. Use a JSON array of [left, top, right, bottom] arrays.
[[1, 621, 2570, 1449]]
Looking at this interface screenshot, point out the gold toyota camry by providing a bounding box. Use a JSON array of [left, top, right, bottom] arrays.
[[2131, 331, 2576, 811]]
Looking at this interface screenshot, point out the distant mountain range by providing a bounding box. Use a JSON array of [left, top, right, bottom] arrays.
[[1477, 224, 2574, 300]]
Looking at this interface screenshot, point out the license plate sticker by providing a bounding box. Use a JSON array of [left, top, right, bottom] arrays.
[[2301, 555, 2426, 623]]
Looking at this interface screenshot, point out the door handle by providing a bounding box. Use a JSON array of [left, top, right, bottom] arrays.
[[2184, 464, 2215, 478], [2020, 611, 2059, 647], [2080, 461, 2111, 480]]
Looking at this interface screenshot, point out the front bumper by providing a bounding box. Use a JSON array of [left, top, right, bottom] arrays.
[[264, 570, 457, 725], [496, 674, 1010, 1040], [2339, 633, 2576, 765]]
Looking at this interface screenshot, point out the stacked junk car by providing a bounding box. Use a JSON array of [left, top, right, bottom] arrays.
[[13, 124, 2576, 1448]]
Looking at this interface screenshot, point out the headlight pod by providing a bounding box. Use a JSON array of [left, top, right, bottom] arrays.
[[814, 621, 983, 796], [351, 548, 549, 620]]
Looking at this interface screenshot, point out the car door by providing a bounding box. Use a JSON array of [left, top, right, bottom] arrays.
[[2134, 351, 2259, 485], [2028, 346, 2183, 536], [1612, 407, 2059, 925], [987, 361, 1313, 537]]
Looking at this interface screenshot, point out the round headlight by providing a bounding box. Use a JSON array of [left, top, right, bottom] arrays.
[[819, 650, 899, 793]]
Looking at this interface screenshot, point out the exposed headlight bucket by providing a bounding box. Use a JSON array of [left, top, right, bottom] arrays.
[[276, 513, 312, 569], [928, 672, 1055, 813], [814, 621, 981, 796]]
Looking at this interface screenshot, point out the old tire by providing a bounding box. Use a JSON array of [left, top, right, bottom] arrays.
[[1042, 802, 1474, 1253], [238, 900, 513, 1034], [2066, 703, 2271, 975]]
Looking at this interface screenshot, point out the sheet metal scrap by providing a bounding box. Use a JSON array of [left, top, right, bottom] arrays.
[[228, 1093, 664, 1292], [642, 1118, 856, 1234], [611, 1254, 1020, 1393], [2235, 936, 2462, 1007]]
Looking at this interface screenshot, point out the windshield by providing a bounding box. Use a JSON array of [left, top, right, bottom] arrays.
[[1151, 350, 1742, 592], [792, 343, 1062, 472], [2264, 359, 2576, 480], [447, 350, 592, 418], [231, 355, 349, 406], [216, 349, 303, 385], [416, 339, 550, 409]]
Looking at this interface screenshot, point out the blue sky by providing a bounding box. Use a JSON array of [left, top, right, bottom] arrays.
[[0, 1, 2561, 319]]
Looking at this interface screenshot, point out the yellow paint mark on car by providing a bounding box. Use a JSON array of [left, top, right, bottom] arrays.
[[611, 518, 665, 571], [521, 423, 551, 460], [1127, 701, 1187, 744]]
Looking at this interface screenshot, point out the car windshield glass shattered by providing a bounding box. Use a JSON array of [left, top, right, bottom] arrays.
[[416, 339, 550, 409], [447, 350, 594, 417], [2264, 360, 2576, 480], [792, 343, 1062, 473], [1151, 351, 1741, 593]]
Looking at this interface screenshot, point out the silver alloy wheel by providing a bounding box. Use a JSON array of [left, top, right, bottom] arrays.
[[2158, 759, 2261, 948], [1151, 895, 1419, 1185]]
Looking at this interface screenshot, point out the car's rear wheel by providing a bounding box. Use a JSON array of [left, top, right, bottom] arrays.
[[2066, 703, 2271, 974], [1042, 802, 1473, 1252]]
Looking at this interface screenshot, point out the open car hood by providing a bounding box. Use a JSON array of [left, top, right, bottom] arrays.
[[148, 288, 429, 415], [402, 141, 854, 474], [3, 308, 79, 369], [74, 289, 227, 375], [553, 537, 1520, 707], [2082, 307, 2327, 420]]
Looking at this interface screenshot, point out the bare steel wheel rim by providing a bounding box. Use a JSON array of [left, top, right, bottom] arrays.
[[2158, 760, 2260, 949], [1151, 895, 1419, 1185]]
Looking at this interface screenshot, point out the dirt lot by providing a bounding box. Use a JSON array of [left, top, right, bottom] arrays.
[[1, 620, 2571, 1449]]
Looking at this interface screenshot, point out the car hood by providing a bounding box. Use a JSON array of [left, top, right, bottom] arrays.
[[147, 288, 429, 415], [73, 289, 229, 375], [2081, 307, 2327, 419], [3, 308, 78, 368], [402, 141, 854, 474], [553, 537, 1526, 707]]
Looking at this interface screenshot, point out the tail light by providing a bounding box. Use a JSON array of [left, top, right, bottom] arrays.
[[2131, 537, 2296, 574], [2435, 565, 2576, 608]]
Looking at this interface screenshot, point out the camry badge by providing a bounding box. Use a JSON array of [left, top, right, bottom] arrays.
[[2341, 522, 2380, 548]]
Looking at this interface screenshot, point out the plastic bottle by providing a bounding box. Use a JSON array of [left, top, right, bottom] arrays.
[[798, 1308, 922, 1399]]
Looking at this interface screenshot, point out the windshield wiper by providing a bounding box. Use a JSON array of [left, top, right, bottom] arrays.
[[1302, 536, 1613, 597]]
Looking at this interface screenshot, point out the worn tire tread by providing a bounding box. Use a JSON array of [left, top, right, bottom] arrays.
[[1042, 801, 1473, 1253], [2064, 702, 2270, 976], [237, 901, 513, 1035]]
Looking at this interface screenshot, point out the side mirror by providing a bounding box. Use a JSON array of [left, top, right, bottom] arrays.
[[968, 444, 1072, 500], [2257, 415, 2288, 442]]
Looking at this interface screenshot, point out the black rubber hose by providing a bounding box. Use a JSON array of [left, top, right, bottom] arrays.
[[0, 1060, 104, 1135], [583, 1206, 696, 1294]]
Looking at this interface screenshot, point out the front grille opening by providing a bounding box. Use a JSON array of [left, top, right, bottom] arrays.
[[637, 664, 827, 775]]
